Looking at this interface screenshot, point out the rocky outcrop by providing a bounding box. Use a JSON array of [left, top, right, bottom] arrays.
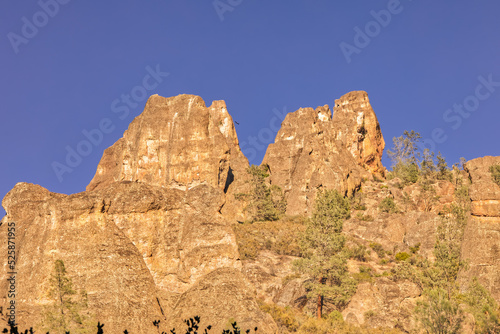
[[87, 94, 249, 221], [342, 278, 420, 332], [332, 91, 385, 177], [465, 156, 500, 218], [8, 89, 500, 333], [241, 251, 301, 306], [262, 91, 384, 216], [261, 106, 365, 216], [460, 156, 500, 301], [0, 183, 163, 333], [168, 268, 278, 333]]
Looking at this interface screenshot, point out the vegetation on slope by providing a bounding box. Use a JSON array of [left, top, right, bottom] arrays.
[[232, 130, 500, 333], [235, 164, 286, 223]]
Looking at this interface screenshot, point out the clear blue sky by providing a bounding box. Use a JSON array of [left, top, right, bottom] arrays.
[[1, 1, 500, 216]]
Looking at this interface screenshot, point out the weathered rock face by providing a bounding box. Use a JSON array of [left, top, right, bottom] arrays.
[[241, 251, 301, 306], [261, 105, 366, 216], [343, 178, 445, 260], [168, 268, 278, 333], [0, 181, 246, 333], [0, 183, 163, 333], [342, 278, 421, 332], [332, 91, 385, 177], [87, 94, 249, 221], [460, 156, 500, 300], [465, 156, 500, 218], [262, 91, 384, 216]]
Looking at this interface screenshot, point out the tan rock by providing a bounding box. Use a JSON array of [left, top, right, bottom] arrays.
[[0, 181, 244, 333], [0, 183, 163, 333], [465, 156, 500, 217], [460, 156, 500, 301], [168, 267, 278, 333], [262, 91, 384, 216], [262, 106, 364, 216], [241, 250, 299, 306], [87, 94, 249, 221], [342, 278, 421, 332], [332, 91, 385, 177]]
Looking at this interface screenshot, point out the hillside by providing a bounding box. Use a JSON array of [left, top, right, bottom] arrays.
[[1, 92, 499, 333]]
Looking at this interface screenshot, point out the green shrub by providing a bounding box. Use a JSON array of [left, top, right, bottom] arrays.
[[354, 266, 373, 282], [349, 243, 368, 262], [361, 214, 374, 221], [463, 278, 500, 333], [238, 165, 286, 222], [379, 197, 398, 213], [259, 301, 300, 332], [415, 288, 464, 334], [394, 162, 419, 184], [364, 310, 376, 320], [395, 252, 411, 261], [409, 243, 421, 254], [356, 212, 374, 221], [369, 242, 386, 259]]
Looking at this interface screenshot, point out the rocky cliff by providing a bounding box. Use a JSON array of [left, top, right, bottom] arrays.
[[332, 91, 386, 177], [262, 91, 384, 216], [460, 156, 500, 300], [1, 91, 498, 333], [87, 94, 250, 221]]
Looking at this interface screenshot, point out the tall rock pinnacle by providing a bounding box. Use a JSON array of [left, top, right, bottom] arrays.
[[87, 94, 249, 220], [332, 91, 385, 176], [262, 91, 385, 216], [87, 94, 248, 193]]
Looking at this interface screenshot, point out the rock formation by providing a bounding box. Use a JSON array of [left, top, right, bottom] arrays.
[[332, 91, 386, 176], [87, 94, 250, 221], [262, 91, 384, 216], [0, 94, 264, 333], [168, 268, 278, 333], [460, 156, 500, 300], [342, 278, 420, 331], [3, 90, 499, 333], [0, 182, 164, 333]]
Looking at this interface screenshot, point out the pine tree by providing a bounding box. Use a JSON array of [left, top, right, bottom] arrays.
[[293, 189, 356, 318], [387, 130, 421, 166], [40, 260, 95, 334], [436, 152, 452, 181]]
